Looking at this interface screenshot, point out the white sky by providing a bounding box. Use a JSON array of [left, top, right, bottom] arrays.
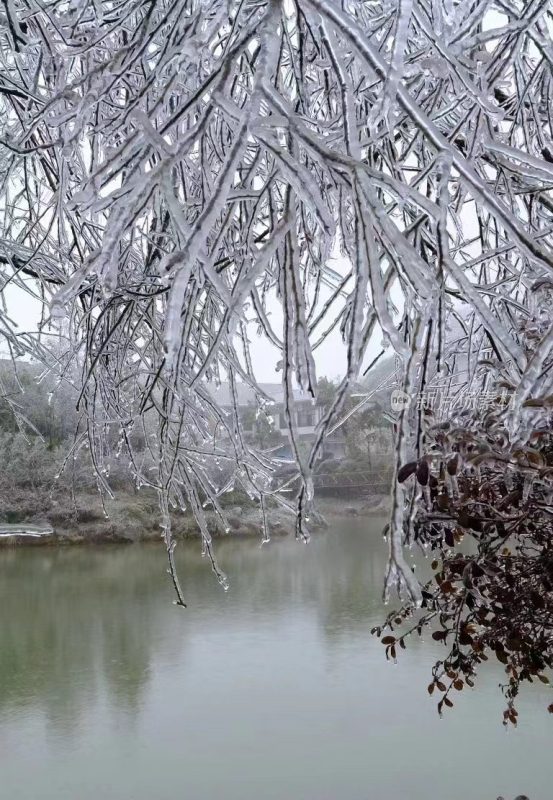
[[2, 253, 383, 383], [3, 281, 364, 382]]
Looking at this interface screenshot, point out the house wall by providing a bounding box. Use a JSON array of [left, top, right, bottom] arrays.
[[276, 402, 323, 435]]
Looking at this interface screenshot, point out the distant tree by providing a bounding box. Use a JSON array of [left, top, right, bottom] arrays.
[[240, 405, 283, 450], [0, 362, 79, 446], [315, 378, 339, 413], [317, 377, 391, 465], [344, 403, 391, 465]]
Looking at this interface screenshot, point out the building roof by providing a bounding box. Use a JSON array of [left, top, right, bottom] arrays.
[[209, 381, 315, 407]]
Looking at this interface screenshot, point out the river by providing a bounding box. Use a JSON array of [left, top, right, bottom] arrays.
[[0, 520, 550, 800]]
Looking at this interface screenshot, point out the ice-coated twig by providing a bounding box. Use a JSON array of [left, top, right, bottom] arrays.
[[0, 0, 552, 606]]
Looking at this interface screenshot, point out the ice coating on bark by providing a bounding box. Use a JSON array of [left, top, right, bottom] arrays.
[[0, 0, 552, 604]]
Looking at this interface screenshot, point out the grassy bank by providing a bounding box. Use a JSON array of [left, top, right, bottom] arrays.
[[0, 489, 390, 547]]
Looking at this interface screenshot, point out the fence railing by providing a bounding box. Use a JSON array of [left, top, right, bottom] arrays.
[[313, 470, 392, 492]]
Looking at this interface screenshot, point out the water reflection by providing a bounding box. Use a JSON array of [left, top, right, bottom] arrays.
[[0, 523, 550, 800], [0, 548, 161, 730], [0, 524, 411, 729]]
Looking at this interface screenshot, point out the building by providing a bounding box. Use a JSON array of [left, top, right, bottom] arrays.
[[209, 382, 347, 459]]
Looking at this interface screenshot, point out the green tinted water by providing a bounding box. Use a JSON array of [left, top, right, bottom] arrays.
[[0, 522, 549, 800]]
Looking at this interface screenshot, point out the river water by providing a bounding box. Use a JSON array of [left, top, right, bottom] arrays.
[[0, 521, 550, 800]]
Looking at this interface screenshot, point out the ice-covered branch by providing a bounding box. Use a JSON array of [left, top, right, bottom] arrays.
[[1, 0, 552, 604]]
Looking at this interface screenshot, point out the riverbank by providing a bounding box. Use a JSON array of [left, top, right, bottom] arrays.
[[0, 491, 390, 546]]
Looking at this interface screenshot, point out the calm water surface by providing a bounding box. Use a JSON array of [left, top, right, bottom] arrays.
[[0, 521, 550, 800]]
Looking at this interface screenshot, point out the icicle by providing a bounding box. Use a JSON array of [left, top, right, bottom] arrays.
[[508, 323, 553, 439], [380, 0, 413, 126]]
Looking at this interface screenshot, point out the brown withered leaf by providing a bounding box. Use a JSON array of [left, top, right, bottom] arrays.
[[447, 454, 459, 475], [523, 395, 553, 408], [397, 462, 417, 483], [417, 460, 429, 486], [436, 493, 449, 511]]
